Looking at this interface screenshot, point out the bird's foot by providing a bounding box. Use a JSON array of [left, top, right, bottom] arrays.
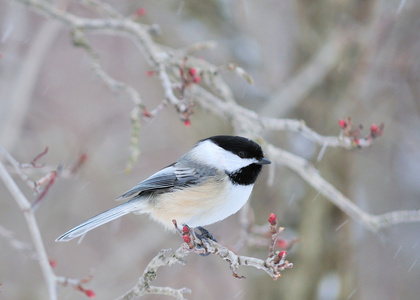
[[193, 226, 216, 256], [196, 226, 217, 242], [172, 220, 216, 257]]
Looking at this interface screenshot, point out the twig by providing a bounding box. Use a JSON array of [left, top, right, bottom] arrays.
[[0, 160, 57, 300], [0, 145, 37, 189], [31, 166, 61, 210], [265, 144, 420, 231], [117, 248, 191, 300], [0, 225, 38, 261], [0, 148, 94, 299], [187, 237, 293, 280], [78, 0, 123, 18]]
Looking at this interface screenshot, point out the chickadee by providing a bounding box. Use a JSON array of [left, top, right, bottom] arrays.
[[56, 135, 270, 242]]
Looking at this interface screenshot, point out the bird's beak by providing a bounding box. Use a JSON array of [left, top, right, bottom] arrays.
[[257, 158, 271, 165]]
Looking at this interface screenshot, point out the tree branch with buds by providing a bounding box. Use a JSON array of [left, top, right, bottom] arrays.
[[0, 147, 92, 300], [119, 217, 293, 300]]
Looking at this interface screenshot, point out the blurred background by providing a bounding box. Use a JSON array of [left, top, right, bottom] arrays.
[[1, 0, 420, 299]]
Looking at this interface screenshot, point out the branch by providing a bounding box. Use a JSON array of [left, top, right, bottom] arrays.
[[117, 248, 191, 300], [0, 147, 93, 299], [192, 239, 292, 279], [265, 144, 420, 231], [175, 220, 293, 280], [0, 160, 57, 300], [120, 217, 294, 300]]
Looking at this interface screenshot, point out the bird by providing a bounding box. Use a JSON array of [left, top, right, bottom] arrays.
[[56, 135, 270, 242]]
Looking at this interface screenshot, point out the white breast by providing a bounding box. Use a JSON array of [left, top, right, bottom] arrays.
[[189, 183, 254, 227], [145, 179, 254, 230]]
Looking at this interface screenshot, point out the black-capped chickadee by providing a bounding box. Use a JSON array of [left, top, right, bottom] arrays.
[[56, 135, 270, 242]]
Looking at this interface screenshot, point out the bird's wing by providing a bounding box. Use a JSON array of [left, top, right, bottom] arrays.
[[116, 164, 199, 200]]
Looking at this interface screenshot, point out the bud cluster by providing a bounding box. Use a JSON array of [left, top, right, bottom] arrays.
[[338, 117, 384, 147]]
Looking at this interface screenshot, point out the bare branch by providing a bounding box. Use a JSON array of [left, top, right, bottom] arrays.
[[0, 225, 38, 261], [78, 0, 123, 18], [0, 160, 57, 300], [117, 248, 191, 300], [265, 144, 420, 231], [187, 238, 293, 280], [0, 147, 93, 299]]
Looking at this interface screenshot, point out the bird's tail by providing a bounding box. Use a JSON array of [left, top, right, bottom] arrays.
[[56, 199, 146, 242]]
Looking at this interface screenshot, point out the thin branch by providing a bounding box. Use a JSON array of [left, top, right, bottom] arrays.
[[1, 147, 94, 299], [0, 160, 57, 300], [186, 238, 292, 280], [117, 248, 191, 300], [78, 0, 123, 18], [0, 225, 38, 261], [265, 144, 420, 231]]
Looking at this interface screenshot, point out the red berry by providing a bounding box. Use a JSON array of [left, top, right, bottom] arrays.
[[142, 108, 152, 118], [145, 70, 154, 77], [371, 123, 378, 133], [184, 119, 191, 127], [81, 153, 88, 161], [182, 226, 190, 234], [278, 250, 287, 259], [192, 75, 201, 84], [49, 259, 58, 268], [275, 239, 288, 249], [183, 235, 191, 243], [135, 8, 146, 16], [338, 119, 347, 129], [268, 213, 277, 225], [85, 290, 96, 298], [189, 68, 197, 76]]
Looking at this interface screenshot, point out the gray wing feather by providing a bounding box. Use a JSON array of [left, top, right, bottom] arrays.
[[117, 165, 198, 200], [56, 199, 143, 242]]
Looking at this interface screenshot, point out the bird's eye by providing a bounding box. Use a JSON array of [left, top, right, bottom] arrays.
[[238, 151, 247, 158]]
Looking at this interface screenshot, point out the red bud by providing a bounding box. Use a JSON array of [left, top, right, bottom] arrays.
[[192, 75, 201, 84], [145, 70, 154, 77], [49, 259, 58, 268], [189, 68, 197, 76], [278, 250, 287, 259], [338, 119, 347, 129], [135, 8, 146, 16], [85, 290, 96, 298], [268, 213, 277, 225], [183, 235, 191, 243], [275, 239, 288, 249]]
